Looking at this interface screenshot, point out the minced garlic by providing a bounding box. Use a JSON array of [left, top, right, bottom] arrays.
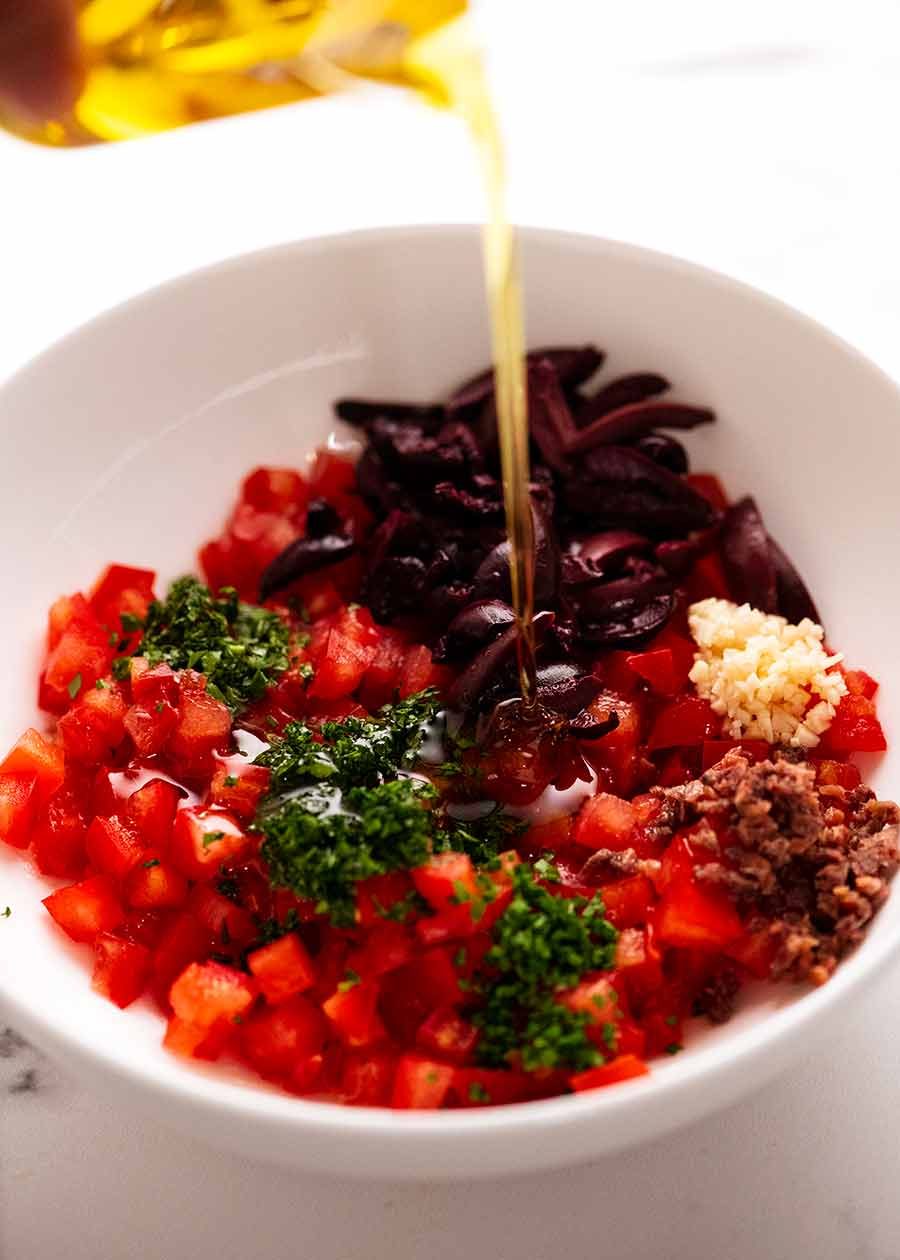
[[687, 597, 847, 748]]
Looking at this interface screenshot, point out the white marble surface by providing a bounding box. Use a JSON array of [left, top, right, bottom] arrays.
[[4, 2, 900, 1256]]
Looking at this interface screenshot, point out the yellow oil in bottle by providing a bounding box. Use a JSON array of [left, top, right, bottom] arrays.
[[5, 3, 539, 707]]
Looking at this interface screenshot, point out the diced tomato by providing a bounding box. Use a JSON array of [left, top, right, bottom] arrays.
[[416, 1007, 480, 1064], [57, 681, 128, 765], [598, 874, 655, 929], [89, 564, 156, 632], [523, 816, 573, 857], [247, 933, 316, 1004], [126, 778, 185, 849], [323, 979, 385, 1047], [47, 592, 91, 651], [43, 874, 124, 943], [307, 606, 380, 701], [41, 613, 113, 713], [813, 759, 862, 790], [844, 668, 878, 700], [209, 761, 270, 819], [31, 783, 87, 877], [169, 807, 250, 881], [358, 627, 410, 711], [656, 878, 743, 950], [308, 449, 356, 498], [168, 683, 232, 778], [340, 1049, 397, 1106], [391, 1055, 454, 1109], [121, 908, 168, 950], [124, 701, 178, 756], [0, 729, 65, 802], [186, 883, 257, 951], [85, 815, 145, 881], [398, 644, 451, 700], [151, 911, 211, 1010], [130, 660, 179, 706], [225, 502, 301, 601], [0, 772, 38, 849], [240, 994, 326, 1078], [818, 695, 887, 754], [240, 466, 308, 516], [91, 933, 150, 1008], [582, 694, 642, 794], [649, 697, 720, 750], [685, 550, 731, 602], [573, 792, 636, 852], [625, 648, 680, 696], [701, 739, 769, 771], [451, 1067, 531, 1107], [379, 947, 467, 1043], [123, 854, 189, 910], [170, 960, 257, 1029], [412, 852, 479, 914], [570, 1054, 649, 1092], [287, 1054, 325, 1096], [355, 869, 415, 928], [614, 927, 646, 970], [163, 1015, 234, 1061], [644, 626, 696, 690], [557, 972, 621, 1047], [654, 750, 694, 787]]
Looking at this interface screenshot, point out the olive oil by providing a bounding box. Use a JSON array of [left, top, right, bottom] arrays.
[[6, 2, 539, 708]]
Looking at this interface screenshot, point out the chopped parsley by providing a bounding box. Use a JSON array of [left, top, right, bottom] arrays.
[[1, 906, 10, 918], [257, 779, 435, 927], [468, 1082, 490, 1103], [472, 864, 617, 1073], [67, 673, 82, 700], [223, 775, 239, 788], [338, 969, 361, 992], [95, 678, 108, 690], [142, 858, 161, 869], [202, 830, 226, 849], [114, 576, 290, 710], [440, 807, 527, 867]]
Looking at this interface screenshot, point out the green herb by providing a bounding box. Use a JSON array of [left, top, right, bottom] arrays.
[[373, 889, 426, 922], [67, 673, 83, 700], [298, 662, 314, 682], [232, 1014, 244, 1026], [337, 969, 361, 992], [266, 715, 279, 729], [533, 856, 561, 883], [439, 807, 527, 867], [119, 611, 143, 633], [426, 1069, 439, 1084], [202, 830, 226, 849], [108, 629, 119, 647], [143, 858, 161, 869], [1, 906, 10, 918], [253, 908, 301, 945], [472, 864, 617, 1073], [665, 1043, 683, 1056], [223, 775, 239, 788], [257, 779, 435, 927], [154, 700, 165, 714], [436, 760, 461, 778], [95, 679, 108, 691], [120, 577, 290, 710], [217, 872, 240, 903], [664, 1014, 679, 1028], [601, 1021, 617, 1050], [453, 947, 467, 969], [468, 1082, 490, 1103]]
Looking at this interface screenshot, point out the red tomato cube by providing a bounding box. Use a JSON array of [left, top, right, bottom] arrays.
[[240, 466, 308, 515], [170, 807, 250, 881], [31, 784, 87, 877], [57, 682, 128, 765], [339, 1050, 396, 1106], [151, 912, 210, 1009], [573, 792, 636, 851], [0, 729, 65, 801], [41, 614, 113, 713], [391, 1055, 454, 1109], [0, 772, 38, 849], [240, 994, 326, 1077], [47, 592, 91, 651], [570, 1054, 650, 1092], [124, 701, 178, 756], [209, 761, 271, 819], [322, 979, 385, 1047], [123, 854, 189, 910], [43, 874, 125, 943], [415, 1007, 480, 1065], [169, 688, 232, 776], [648, 697, 720, 749], [170, 960, 257, 1029], [91, 933, 151, 1008], [89, 564, 156, 632], [126, 778, 185, 849], [85, 815, 145, 881], [163, 1015, 234, 1061], [186, 883, 257, 950], [246, 933, 316, 1004]]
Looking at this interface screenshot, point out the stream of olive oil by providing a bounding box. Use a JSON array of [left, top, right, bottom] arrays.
[[8, 4, 539, 707]]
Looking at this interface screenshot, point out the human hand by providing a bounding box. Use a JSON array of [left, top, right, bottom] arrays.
[[0, 0, 81, 122]]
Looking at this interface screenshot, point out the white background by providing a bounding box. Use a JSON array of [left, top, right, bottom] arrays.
[[3, 2, 900, 1256]]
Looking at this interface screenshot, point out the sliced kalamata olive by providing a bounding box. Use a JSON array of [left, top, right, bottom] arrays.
[[433, 599, 516, 663], [575, 575, 675, 647], [433, 478, 505, 522], [564, 446, 717, 536], [768, 534, 820, 625], [527, 358, 578, 473], [575, 373, 670, 427], [259, 534, 356, 602], [569, 709, 621, 741], [368, 418, 482, 482], [578, 530, 651, 570], [566, 401, 715, 455], [364, 555, 430, 623], [720, 496, 778, 613], [446, 610, 554, 712], [428, 581, 476, 627], [634, 432, 689, 475], [470, 503, 559, 605], [355, 447, 407, 513], [445, 345, 604, 419], [478, 659, 603, 716], [335, 398, 445, 432], [305, 498, 343, 539], [655, 524, 720, 577]]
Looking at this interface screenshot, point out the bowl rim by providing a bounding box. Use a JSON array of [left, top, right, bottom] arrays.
[[3, 221, 900, 1149]]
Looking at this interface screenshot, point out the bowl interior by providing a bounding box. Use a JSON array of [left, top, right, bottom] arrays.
[[1, 226, 899, 1176]]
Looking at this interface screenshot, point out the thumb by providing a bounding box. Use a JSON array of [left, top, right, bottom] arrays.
[[0, 0, 82, 123]]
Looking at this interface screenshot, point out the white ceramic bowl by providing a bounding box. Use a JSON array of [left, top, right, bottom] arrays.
[[1, 226, 899, 1180]]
